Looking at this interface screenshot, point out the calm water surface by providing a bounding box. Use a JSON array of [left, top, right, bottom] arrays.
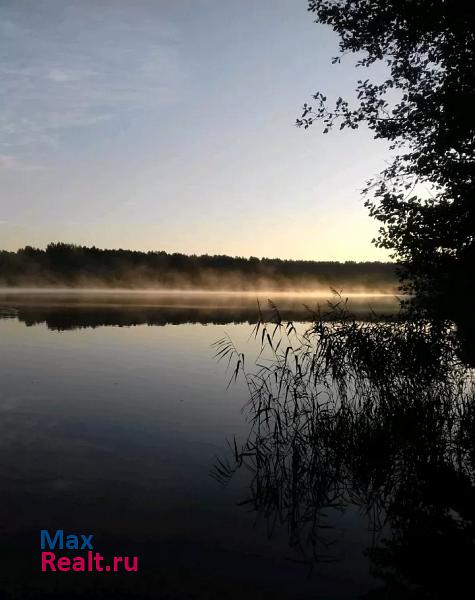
[[0, 291, 399, 599]]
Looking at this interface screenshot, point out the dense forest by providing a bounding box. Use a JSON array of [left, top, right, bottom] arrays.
[[0, 243, 397, 291]]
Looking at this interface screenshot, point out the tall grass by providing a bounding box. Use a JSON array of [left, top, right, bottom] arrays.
[[212, 296, 475, 595]]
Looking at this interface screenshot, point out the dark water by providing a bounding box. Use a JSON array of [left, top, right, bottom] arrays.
[[0, 291, 400, 598]]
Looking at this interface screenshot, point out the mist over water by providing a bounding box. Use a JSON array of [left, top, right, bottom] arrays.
[[0, 244, 398, 293], [0, 289, 400, 330]]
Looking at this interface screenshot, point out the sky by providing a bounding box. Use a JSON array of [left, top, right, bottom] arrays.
[[0, 0, 392, 261]]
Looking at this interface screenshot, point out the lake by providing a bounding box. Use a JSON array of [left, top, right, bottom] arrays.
[[0, 290, 407, 599]]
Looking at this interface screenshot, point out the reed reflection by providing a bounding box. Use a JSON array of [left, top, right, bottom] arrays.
[[213, 299, 475, 599]]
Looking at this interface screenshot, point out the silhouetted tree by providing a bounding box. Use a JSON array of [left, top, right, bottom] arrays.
[[298, 1, 475, 311], [0, 243, 397, 290]]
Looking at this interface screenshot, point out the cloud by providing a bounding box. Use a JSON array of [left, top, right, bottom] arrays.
[[47, 67, 97, 83], [0, 154, 18, 169], [0, 1, 186, 153], [0, 153, 43, 172]]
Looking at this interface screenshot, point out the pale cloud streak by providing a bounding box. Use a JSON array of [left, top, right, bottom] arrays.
[[0, 153, 43, 172], [0, 1, 186, 156]]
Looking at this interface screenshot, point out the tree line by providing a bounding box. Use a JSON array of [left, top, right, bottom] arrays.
[[0, 243, 397, 291]]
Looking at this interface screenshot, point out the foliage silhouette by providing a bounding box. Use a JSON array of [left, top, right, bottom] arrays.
[[297, 1, 475, 314], [0, 242, 396, 291]]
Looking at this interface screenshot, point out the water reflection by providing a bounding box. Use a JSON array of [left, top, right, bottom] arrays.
[[1, 291, 471, 598], [0, 290, 398, 329], [0, 298, 383, 600], [213, 303, 475, 598]]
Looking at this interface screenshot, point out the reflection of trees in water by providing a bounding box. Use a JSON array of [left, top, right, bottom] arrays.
[[0, 297, 398, 330], [213, 299, 475, 599]]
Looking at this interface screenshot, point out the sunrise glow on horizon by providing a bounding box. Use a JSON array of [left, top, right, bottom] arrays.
[[0, 0, 391, 262]]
